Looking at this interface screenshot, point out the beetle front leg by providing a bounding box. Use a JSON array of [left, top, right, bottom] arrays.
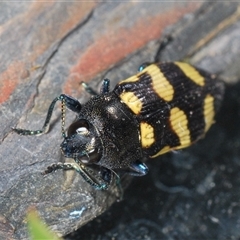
[[43, 162, 109, 190], [12, 94, 82, 137]]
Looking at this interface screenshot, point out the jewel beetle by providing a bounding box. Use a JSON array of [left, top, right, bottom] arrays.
[[13, 62, 224, 190]]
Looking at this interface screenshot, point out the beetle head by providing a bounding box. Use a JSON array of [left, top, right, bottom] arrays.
[[60, 119, 102, 164]]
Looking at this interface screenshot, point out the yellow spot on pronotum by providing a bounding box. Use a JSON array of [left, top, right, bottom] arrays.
[[140, 122, 155, 148], [170, 107, 191, 147], [204, 94, 215, 132], [175, 62, 205, 86], [120, 92, 142, 115]]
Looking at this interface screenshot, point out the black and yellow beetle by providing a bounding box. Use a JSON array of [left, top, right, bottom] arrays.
[[13, 62, 224, 190]]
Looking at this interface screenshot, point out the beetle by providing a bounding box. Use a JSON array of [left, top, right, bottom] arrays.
[[12, 62, 224, 191]]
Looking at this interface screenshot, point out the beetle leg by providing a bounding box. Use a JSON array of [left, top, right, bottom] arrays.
[[113, 172, 123, 201], [100, 167, 123, 201], [60, 94, 81, 114], [100, 167, 112, 183], [12, 94, 81, 137], [41, 162, 77, 174], [81, 82, 98, 96], [77, 164, 110, 190], [128, 160, 149, 176], [42, 162, 109, 190], [81, 78, 110, 96], [100, 79, 110, 94]]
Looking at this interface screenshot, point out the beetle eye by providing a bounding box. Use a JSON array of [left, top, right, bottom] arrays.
[[68, 119, 89, 137], [76, 126, 88, 135]]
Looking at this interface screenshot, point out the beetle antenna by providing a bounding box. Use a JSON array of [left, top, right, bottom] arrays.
[[60, 96, 66, 138]]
